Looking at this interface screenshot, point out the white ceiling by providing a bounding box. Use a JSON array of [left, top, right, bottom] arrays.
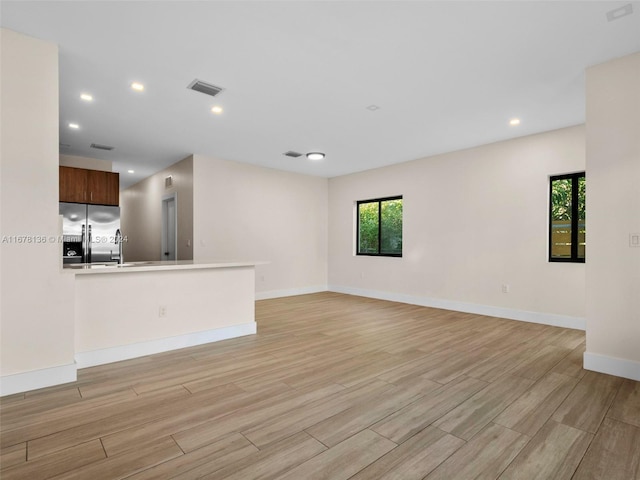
[[2, 1, 639, 188]]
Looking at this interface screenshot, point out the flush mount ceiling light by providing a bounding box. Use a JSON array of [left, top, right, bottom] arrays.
[[509, 118, 521, 126], [366, 105, 380, 111], [68, 123, 79, 129], [211, 105, 223, 114], [130, 82, 145, 92], [127, 169, 135, 174], [306, 152, 325, 161], [80, 93, 93, 101]]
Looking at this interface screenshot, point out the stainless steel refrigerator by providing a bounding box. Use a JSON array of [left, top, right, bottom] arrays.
[[60, 203, 121, 264]]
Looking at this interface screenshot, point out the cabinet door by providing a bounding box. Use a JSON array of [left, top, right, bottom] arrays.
[[87, 170, 119, 206], [105, 171, 119, 206], [59, 166, 88, 203]]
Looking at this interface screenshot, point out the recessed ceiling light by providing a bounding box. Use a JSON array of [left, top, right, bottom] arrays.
[[131, 82, 145, 92], [68, 123, 79, 129], [127, 169, 135, 174], [509, 118, 521, 126], [80, 93, 93, 101], [306, 152, 325, 161], [211, 106, 223, 114], [366, 105, 380, 111]]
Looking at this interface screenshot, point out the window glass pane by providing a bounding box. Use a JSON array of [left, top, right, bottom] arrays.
[[380, 199, 403, 255], [358, 202, 379, 254], [577, 176, 586, 259], [550, 178, 573, 259]]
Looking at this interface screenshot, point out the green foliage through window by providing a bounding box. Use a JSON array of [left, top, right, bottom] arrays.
[[549, 173, 585, 262], [357, 197, 403, 256]]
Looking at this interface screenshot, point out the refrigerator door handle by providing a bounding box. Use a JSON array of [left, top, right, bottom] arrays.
[[81, 224, 86, 263], [87, 224, 92, 263]]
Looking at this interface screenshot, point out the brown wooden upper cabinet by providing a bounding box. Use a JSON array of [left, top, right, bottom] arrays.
[[59, 166, 119, 206]]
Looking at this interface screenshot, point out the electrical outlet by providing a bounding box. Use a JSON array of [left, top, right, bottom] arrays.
[[159, 306, 167, 317], [502, 284, 510, 294]]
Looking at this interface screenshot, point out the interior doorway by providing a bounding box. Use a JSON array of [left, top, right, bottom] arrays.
[[161, 194, 177, 261]]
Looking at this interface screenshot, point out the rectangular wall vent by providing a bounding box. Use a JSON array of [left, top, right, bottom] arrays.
[[284, 151, 303, 158], [90, 143, 115, 151], [165, 175, 173, 189], [187, 79, 224, 97]]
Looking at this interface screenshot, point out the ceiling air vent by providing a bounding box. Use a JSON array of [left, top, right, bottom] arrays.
[[284, 151, 303, 158], [606, 3, 633, 21], [90, 143, 115, 151], [187, 79, 224, 98]]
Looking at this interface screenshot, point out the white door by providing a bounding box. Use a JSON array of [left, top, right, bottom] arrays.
[[162, 195, 177, 261]]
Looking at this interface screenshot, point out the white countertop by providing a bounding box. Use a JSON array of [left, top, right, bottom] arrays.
[[63, 260, 265, 275]]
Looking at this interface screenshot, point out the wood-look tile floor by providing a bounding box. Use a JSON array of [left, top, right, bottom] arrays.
[[1, 292, 639, 479]]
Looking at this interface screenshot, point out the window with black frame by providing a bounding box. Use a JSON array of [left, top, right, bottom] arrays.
[[549, 172, 585, 262], [357, 196, 403, 257]]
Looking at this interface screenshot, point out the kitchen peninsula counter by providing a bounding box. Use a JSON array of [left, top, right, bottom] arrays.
[[64, 259, 263, 274], [69, 260, 261, 368]]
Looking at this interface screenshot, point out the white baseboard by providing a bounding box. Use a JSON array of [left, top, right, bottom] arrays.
[[584, 352, 640, 381], [75, 322, 257, 369], [0, 363, 77, 397], [329, 285, 586, 331], [255, 285, 328, 301]]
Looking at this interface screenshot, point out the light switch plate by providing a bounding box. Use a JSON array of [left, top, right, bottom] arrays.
[[630, 233, 640, 247]]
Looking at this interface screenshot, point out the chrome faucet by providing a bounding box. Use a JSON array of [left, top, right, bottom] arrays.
[[113, 228, 124, 264]]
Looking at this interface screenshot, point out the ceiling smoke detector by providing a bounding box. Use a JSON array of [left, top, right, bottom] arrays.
[[283, 151, 303, 158], [187, 79, 224, 98], [90, 143, 115, 151]]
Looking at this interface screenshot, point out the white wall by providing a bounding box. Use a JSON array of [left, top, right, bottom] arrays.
[[0, 29, 75, 395], [120, 155, 193, 262], [585, 52, 640, 380], [329, 126, 586, 328], [59, 154, 112, 172], [192, 155, 328, 298]]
